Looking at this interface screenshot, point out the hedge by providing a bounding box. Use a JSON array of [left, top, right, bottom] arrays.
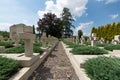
[[0, 56, 19, 80], [0, 42, 13, 48], [71, 46, 108, 55], [84, 56, 120, 80]]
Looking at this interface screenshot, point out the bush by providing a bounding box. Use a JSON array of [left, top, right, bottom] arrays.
[[33, 46, 43, 54], [84, 56, 120, 80], [84, 42, 91, 45], [34, 42, 42, 47], [0, 56, 19, 80], [4, 46, 24, 53], [96, 43, 109, 47], [0, 42, 13, 48], [71, 46, 108, 55], [3, 45, 43, 54], [104, 44, 120, 51], [62, 40, 74, 46]]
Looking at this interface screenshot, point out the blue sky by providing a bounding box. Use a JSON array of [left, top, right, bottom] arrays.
[[0, 0, 120, 36]]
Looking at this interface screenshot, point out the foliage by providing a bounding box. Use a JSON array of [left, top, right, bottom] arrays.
[[61, 7, 75, 37], [3, 45, 43, 54], [96, 43, 109, 47], [33, 25, 36, 34], [104, 44, 120, 51], [63, 40, 108, 55], [37, 13, 63, 38], [71, 45, 108, 55], [0, 31, 9, 38], [4, 46, 24, 53], [84, 56, 120, 80], [34, 42, 42, 47], [84, 42, 91, 45], [0, 56, 19, 80], [91, 22, 120, 41], [0, 42, 13, 48], [33, 46, 43, 54], [78, 30, 83, 39]]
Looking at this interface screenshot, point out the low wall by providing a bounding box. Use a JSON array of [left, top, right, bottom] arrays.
[[9, 40, 59, 80]]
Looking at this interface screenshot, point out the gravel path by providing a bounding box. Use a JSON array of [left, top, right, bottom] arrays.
[[28, 42, 79, 80]]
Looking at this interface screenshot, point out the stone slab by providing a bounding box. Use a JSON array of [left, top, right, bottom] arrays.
[[9, 40, 59, 80], [0, 53, 39, 67]]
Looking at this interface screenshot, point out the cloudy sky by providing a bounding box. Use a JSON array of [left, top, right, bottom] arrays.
[[0, 0, 120, 36]]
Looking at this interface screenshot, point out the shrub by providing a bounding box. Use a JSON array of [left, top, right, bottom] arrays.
[[84, 56, 120, 80], [4, 46, 24, 53], [84, 42, 91, 45], [0, 56, 19, 80], [96, 43, 109, 47], [104, 44, 120, 51], [34, 42, 42, 47], [62, 40, 74, 46], [33, 46, 43, 54], [71, 46, 108, 55], [0, 42, 13, 48], [3, 45, 43, 54]]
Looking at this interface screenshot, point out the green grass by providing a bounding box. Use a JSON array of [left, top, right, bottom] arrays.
[[3, 45, 43, 54], [63, 40, 108, 55], [71, 46, 108, 55], [0, 56, 19, 80], [104, 44, 120, 51], [84, 56, 120, 80], [0, 42, 13, 48]]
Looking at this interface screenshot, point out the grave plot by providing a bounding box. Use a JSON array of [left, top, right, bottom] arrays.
[[62, 34, 120, 80], [0, 24, 59, 80]]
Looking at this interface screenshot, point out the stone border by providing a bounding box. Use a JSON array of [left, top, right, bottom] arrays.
[[61, 41, 91, 80], [62, 41, 120, 80], [9, 41, 59, 80]]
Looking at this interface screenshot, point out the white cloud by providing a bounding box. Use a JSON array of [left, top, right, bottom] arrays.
[[38, 0, 88, 18], [109, 14, 119, 19], [96, 0, 119, 4], [73, 21, 94, 36], [0, 23, 12, 32]]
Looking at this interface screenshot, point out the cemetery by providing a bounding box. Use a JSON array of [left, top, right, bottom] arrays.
[[0, 3, 120, 80]]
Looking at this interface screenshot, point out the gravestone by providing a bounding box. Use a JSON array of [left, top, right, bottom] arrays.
[[81, 36, 85, 45], [10, 24, 35, 57], [100, 38, 105, 44], [112, 35, 120, 45], [41, 32, 47, 48], [90, 33, 97, 46]]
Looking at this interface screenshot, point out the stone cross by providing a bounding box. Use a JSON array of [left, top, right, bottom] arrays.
[[81, 36, 84, 45], [10, 24, 35, 57], [90, 33, 97, 46], [112, 35, 120, 45], [19, 33, 35, 57], [41, 32, 47, 48], [100, 38, 105, 44]]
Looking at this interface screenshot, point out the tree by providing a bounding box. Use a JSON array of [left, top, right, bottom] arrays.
[[33, 25, 35, 34], [61, 7, 75, 37], [0, 31, 9, 38], [78, 30, 83, 42], [37, 13, 63, 38], [91, 22, 120, 41]]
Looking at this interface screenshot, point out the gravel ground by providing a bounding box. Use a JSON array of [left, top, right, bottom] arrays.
[[28, 42, 79, 80]]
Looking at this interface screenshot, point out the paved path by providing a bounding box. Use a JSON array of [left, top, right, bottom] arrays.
[[28, 42, 79, 80]]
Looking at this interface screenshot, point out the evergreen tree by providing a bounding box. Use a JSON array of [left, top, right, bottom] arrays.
[[78, 30, 83, 42], [33, 25, 35, 34], [61, 7, 75, 37]]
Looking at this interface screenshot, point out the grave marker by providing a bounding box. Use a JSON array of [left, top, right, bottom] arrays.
[[90, 33, 97, 46]]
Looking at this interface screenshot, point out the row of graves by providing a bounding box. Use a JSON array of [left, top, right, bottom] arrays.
[[65, 33, 120, 46], [0, 24, 59, 80], [63, 33, 120, 80]]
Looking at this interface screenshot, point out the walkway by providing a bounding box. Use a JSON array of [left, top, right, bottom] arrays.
[[28, 42, 79, 80]]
